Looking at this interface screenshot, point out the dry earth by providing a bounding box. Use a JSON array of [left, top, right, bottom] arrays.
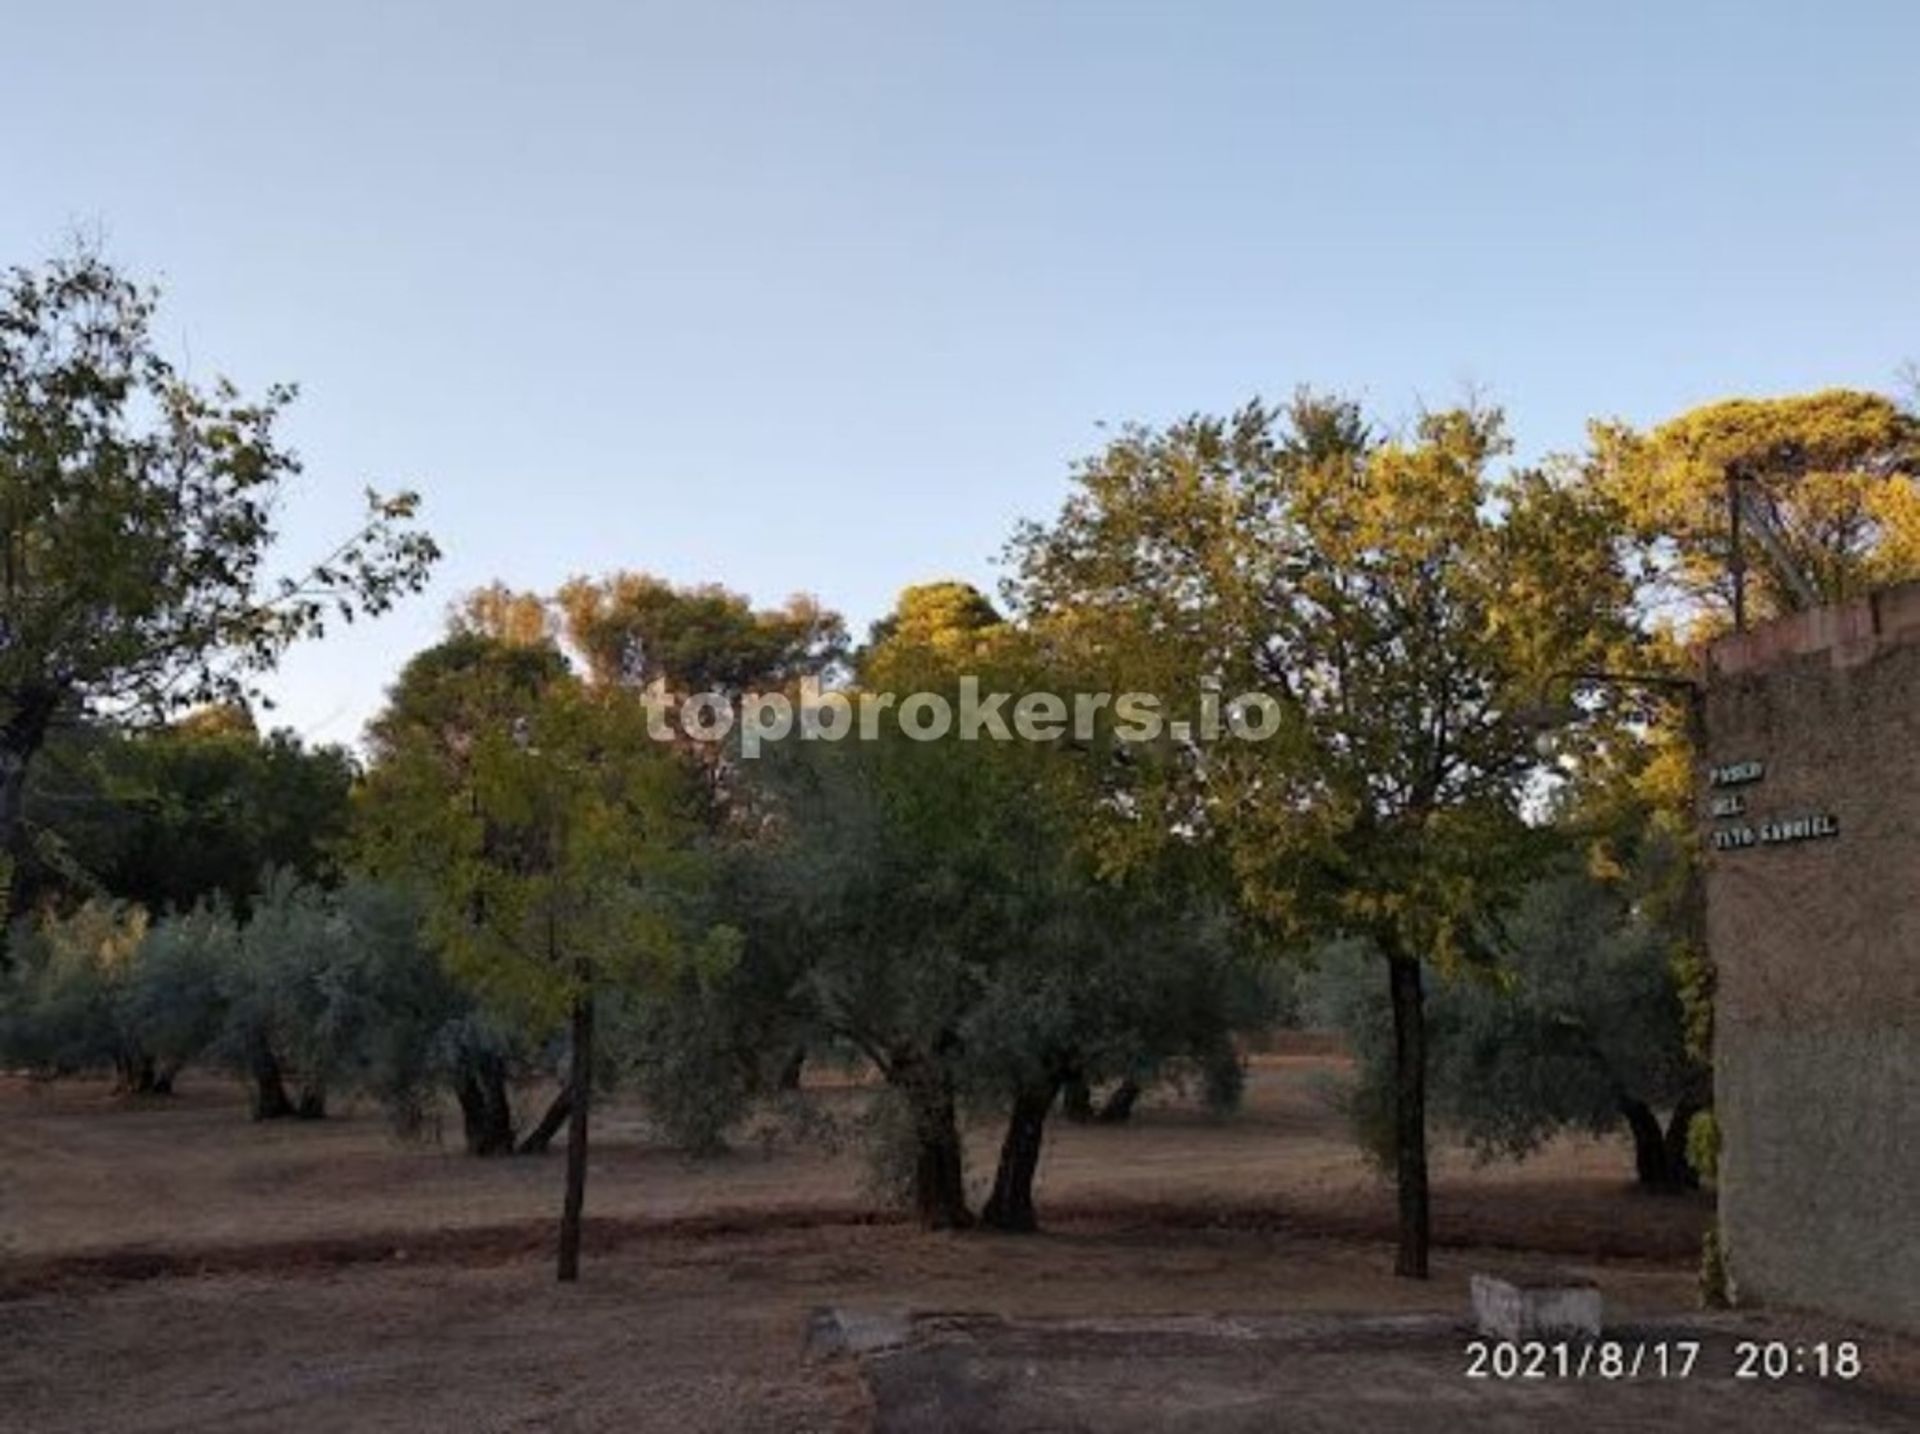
[[0, 1047, 1706, 1271], [3, 1044, 1905, 1431]]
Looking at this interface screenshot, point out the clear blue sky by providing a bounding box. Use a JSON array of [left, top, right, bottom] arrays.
[[7, 2, 1916, 746]]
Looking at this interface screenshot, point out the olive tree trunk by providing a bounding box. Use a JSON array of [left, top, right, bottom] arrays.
[[250, 1044, 296, 1120], [114, 1052, 166, 1096], [1060, 1068, 1094, 1123], [981, 1078, 1061, 1233], [910, 1099, 971, 1230], [1619, 1094, 1705, 1191], [890, 1047, 972, 1230], [1663, 1096, 1704, 1189], [517, 1083, 573, 1155], [1095, 1078, 1142, 1124], [455, 1050, 517, 1155]]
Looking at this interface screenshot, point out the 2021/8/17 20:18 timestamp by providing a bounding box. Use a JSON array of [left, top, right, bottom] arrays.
[[1463, 1340, 1864, 1380], [1732, 1341, 1863, 1380]]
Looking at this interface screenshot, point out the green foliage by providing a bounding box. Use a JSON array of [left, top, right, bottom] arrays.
[[1007, 393, 1636, 1264], [294, 878, 527, 1143], [859, 581, 1002, 661], [730, 590, 1281, 1221], [745, 727, 1025, 1072], [1592, 389, 1920, 629], [209, 873, 377, 1106], [0, 900, 152, 1079], [1008, 392, 1624, 962], [18, 714, 354, 915], [0, 867, 512, 1133], [362, 643, 731, 1040], [363, 631, 573, 772], [120, 904, 231, 1077], [556, 571, 846, 695], [1311, 866, 1704, 1168], [0, 248, 437, 884], [854, 1084, 925, 1209], [1687, 1107, 1721, 1184], [1672, 940, 1715, 1067], [1700, 1225, 1733, 1310], [612, 976, 758, 1153], [1302, 938, 1404, 1172], [956, 874, 1278, 1111]]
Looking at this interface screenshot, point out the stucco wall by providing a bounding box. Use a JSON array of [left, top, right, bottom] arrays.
[[1704, 582, 1920, 1330]]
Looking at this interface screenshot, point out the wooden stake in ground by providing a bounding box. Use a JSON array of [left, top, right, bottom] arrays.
[[1387, 951, 1430, 1280]]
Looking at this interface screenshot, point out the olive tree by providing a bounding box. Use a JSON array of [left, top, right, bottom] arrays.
[[1312, 864, 1706, 1190], [0, 899, 157, 1088], [963, 872, 1279, 1232]]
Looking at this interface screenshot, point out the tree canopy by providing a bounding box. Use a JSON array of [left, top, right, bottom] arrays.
[[1008, 393, 1631, 1274], [1591, 388, 1920, 629], [0, 250, 437, 880], [556, 572, 846, 696], [17, 711, 354, 918], [359, 656, 732, 1278]]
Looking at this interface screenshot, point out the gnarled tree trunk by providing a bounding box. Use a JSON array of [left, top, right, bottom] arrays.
[[114, 1052, 165, 1097], [891, 1046, 973, 1230], [1620, 1093, 1705, 1191], [1386, 950, 1430, 1279], [981, 1078, 1061, 1233], [1060, 1067, 1094, 1124], [910, 1100, 971, 1230], [250, 1044, 296, 1120], [1095, 1078, 1142, 1124], [518, 1084, 573, 1155], [455, 1050, 517, 1156], [1620, 1096, 1668, 1187]]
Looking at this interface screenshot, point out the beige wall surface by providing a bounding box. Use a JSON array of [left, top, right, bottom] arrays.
[[1705, 584, 1920, 1330]]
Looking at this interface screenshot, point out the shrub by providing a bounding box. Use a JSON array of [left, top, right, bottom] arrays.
[[0, 901, 172, 1091]]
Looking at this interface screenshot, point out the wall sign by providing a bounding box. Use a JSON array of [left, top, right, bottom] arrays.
[[1711, 816, 1840, 851], [1704, 757, 1839, 853]]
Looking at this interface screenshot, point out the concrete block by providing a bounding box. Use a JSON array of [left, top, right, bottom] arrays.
[[804, 1306, 913, 1361], [1470, 1272, 1603, 1341]]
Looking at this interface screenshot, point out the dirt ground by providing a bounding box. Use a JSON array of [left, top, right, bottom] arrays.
[[857, 1308, 1920, 1433], [0, 1047, 1708, 1270], [3, 1045, 1904, 1431]]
